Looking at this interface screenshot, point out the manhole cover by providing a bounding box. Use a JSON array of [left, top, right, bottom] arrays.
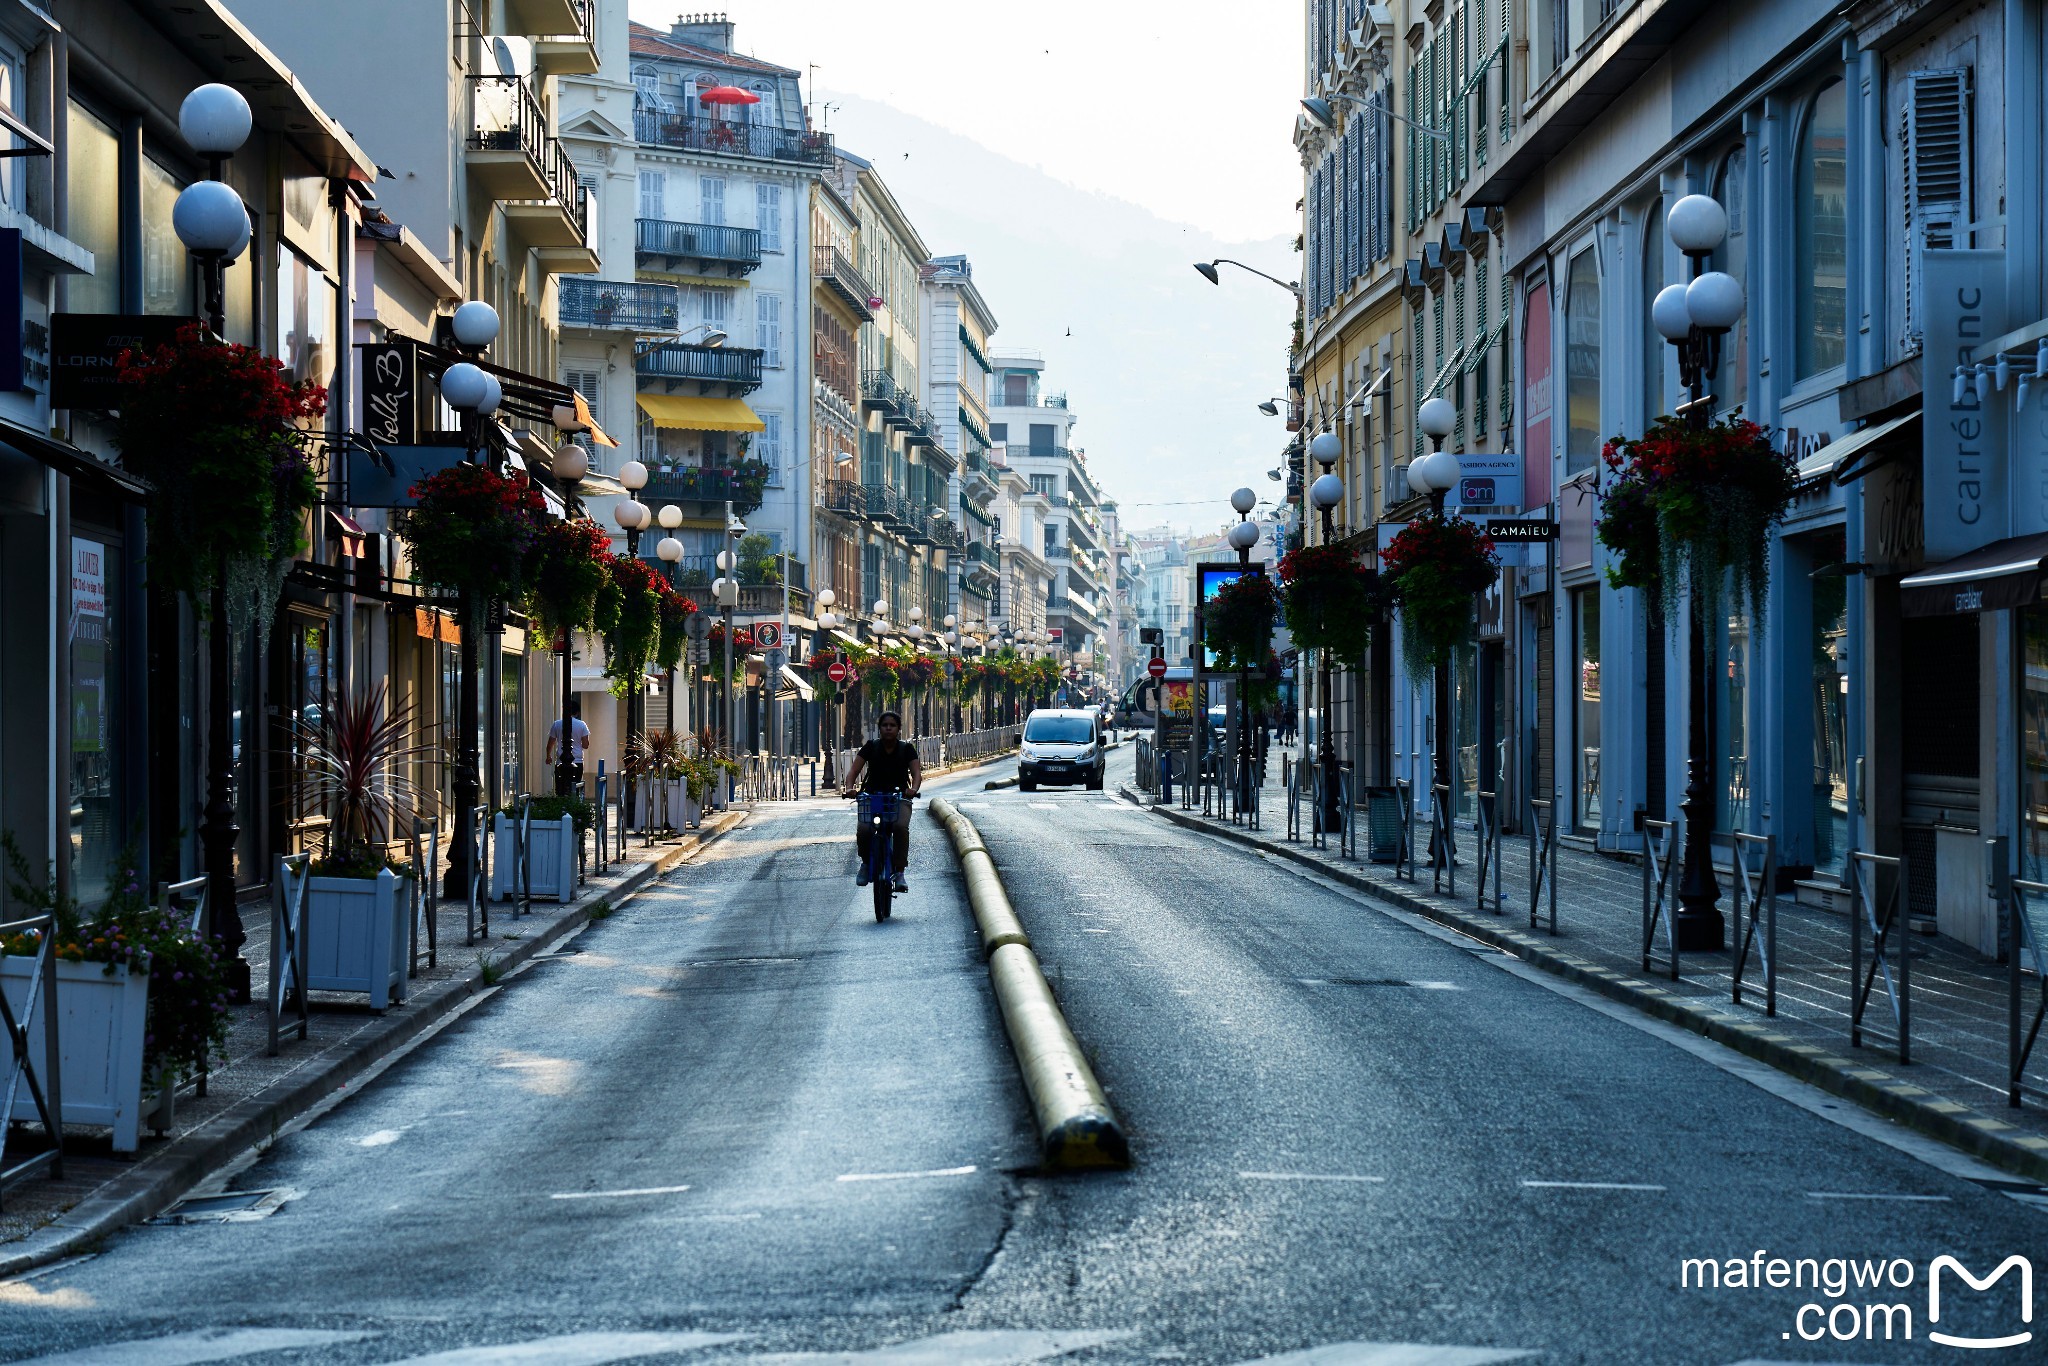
[[151, 1188, 299, 1224]]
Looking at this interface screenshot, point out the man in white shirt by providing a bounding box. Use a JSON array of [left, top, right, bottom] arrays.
[[546, 695, 591, 793]]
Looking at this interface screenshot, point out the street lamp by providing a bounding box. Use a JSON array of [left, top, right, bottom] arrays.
[[1227, 487, 1261, 816], [1300, 93, 1452, 144], [613, 459, 651, 826], [1308, 430, 1347, 833], [553, 443, 591, 799], [174, 82, 254, 995], [1193, 259, 1301, 296], [656, 520, 684, 752], [1655, 193, 1747, 950], [1409, 397, 1462, 874]]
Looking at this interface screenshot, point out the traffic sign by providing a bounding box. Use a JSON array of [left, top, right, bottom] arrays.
[[766, 647, 787, 675], [753, 621, 783, 649], [684, 612, 710, 641], [1147, 655, 1168, 679], [826, 661, 850, 684]]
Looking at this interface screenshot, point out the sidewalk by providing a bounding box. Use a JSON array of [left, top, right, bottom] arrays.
[[1124, 759, 2048, 1185], [0, 808, 748, 1274]]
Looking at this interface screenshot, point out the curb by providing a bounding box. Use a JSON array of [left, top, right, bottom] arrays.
[[1120, 787, 2048, 1186], [929, 798, 1128, 1170], [0, 811, 749, 1278], [983, 776, 1020, 791]]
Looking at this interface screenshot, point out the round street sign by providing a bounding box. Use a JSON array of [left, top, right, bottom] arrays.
[[753, 621, 783, 649], [1147, 655, 1168, 678], [826, 661, 850, 684], [683, 612, 711, 642]]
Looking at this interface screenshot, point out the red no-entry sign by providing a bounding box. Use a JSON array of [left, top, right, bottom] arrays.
[[826, 661, 850, 684], [1147, 655, 1168, 678]]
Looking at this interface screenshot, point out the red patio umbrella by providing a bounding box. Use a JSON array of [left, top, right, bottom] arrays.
[[697, 85, 761, 107]]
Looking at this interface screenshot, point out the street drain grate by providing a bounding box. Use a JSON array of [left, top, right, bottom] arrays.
[[150, 1188, 300, 1225], [1299, 977, 1462, 989]]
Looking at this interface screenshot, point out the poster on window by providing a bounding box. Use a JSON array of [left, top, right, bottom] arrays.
[[71, 538, 107, 754], [1923, 249, 2008, 560], [1522, 282, 1553, 512]]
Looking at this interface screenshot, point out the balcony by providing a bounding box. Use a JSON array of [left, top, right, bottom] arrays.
[[652, 552, 807, 595], [965, 540, 1001, 573], [862, 482, 914, 533], [560, 278, 682, 333], [532, 0, 598, 74], [503, 0, 585, 34], [640, 467, 755, 507], [962, 448, 998, 503], [637, 342, 765, 394], [861, 368, 910, 419], [637, 218, 762, 277], [467, 76, 553, 202], [822, 478, 867, 520], [633, 109, 835, 166], [814, 245, 875, 323], [503, 135, 596, 269], [927, 512, 961, 550]]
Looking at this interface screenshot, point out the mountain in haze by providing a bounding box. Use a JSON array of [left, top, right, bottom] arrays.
[[818, 93, 1299, 536]]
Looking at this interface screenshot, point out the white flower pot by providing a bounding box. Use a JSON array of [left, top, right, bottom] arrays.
[[627, 779, 686, 832], [681, 792, 704, 829], [492, 814, 579, 903], [305, 870, 409, 1010], [1, 957, 150, 1152]]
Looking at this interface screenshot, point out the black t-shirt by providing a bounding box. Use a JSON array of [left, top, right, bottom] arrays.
[[858, 739, 916, 793]]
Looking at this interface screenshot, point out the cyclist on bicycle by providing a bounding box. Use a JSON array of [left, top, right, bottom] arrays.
[[841, 711, 922, 892]]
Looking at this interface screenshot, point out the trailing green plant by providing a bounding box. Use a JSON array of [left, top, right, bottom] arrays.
[[113, 324, 324, 636], [1204, 572, 1279, 672], [1277, 542, 1380, 666], [602, 553, 664, 695], [655, 584, 699, 673], [399, 463, 550, 609], [526, 517, 619, 641], [1379, 513, 1500, 681], [292, 685, 434, 878], [499, 794, 596, 835]]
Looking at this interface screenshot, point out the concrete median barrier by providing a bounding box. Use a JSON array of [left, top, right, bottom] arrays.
[[928, 797, 1129, 1170]]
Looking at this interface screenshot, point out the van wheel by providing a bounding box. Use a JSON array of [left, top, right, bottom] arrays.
[[1086, 774, 1103, 791], [1019, 779, 1036, 793]]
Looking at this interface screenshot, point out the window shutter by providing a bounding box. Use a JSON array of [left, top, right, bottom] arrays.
[[700, 175, 725, 225], [756, 182, 782, 252], [1902, 67, 1973, 349], [756, 293, 783, 367], [639, 170, 665, 221], [759, 413, 784, 487]]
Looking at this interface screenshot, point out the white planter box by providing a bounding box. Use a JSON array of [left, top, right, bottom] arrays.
[[1, 957, 149, 1152], [627, 780, 685, 832], [306, 870, 409, 1010], [681, 791, 704, 829], [492, 814, 578, 903]]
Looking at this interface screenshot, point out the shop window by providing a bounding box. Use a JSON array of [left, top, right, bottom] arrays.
[[1574, 587, 1601, 831], [67, 103, 120, 315], [1795, 81, 1848, 379], [1711, 146, 1748, 411], [1718, 598, 1753, 833], [2021, 606, 2048, 884], [1564, 247, 1601, 475], [277, 250, 335, 396], [140, 154, 195, 318], [69, 535, 123, 907], [1454, 644, 1479, 819], [1811, 541, 1849, 878], [501, 653, 522, 800], [1640, 199, 1664, 430]]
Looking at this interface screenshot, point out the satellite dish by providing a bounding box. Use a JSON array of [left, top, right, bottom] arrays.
[[490, 37, 534, 77]]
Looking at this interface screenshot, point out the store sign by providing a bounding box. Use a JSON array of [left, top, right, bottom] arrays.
[[1923, 249, 2009, 559], [359, 341, 416, 446], [1522, 281, 1553, 511], [348, 442, 469, 507], [71, 538, 108, 755], [1446, 452, 1522, 515], [51, 314, 195, 410]]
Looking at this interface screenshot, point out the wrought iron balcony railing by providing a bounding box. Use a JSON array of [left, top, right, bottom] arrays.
[[559, 278, 681, 332], [814, 245, 875, 321], [470, 74, 550, 163], [637, 218, 762, 273], [861, 368, 909, 416], [823, 479, 867, 520], [640, 468, 752, 505], [633, 109, 835, 165], [966, 540, 1001, 571], [636, 342, 765, 391]]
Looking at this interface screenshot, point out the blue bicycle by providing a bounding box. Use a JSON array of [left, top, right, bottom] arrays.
[[851, 789, 908, 921]]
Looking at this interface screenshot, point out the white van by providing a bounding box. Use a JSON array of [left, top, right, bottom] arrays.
[[1018, 708, 1105, 792]]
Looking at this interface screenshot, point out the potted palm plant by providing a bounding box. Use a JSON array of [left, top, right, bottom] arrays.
[[297, 686, 432, 1011]]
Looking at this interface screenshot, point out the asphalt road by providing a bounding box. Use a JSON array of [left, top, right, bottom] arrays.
[[1, 744, 2042, 1366]]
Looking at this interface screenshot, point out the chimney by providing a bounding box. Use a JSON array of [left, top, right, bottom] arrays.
[[671, 11, 734, 52]]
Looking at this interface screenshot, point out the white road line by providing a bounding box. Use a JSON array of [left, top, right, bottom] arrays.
[[836, 1164, 978, 1183], [1240, 1172, 1385, 1184], [1028, 802, 1060, 810], [548, 1184, 692, 1200], [746, 1329, 1133, 1364], [6, 1329, 376, 1366], [1520, 1180, 1666, 1192], [375, 1332, 744, 1365], [358, 1128, 406, 1147], [1082, 928, 1111, 934], [1230, 1345, 1537, 1365], [1805, 1191, 1952, 1202]]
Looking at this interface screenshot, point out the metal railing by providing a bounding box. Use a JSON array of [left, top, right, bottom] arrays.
[[409, 816, 440, 977], [633, 109, 835, 164], [1641, 818, 1679, 980], [268, 853, 311, 1057], [823, 478, 868, 519], [1528, 798, 1558, 935], [466, 803, 490, 945], [469, 74, 549, 165], [0, 908, 62, 1204], [1430, 783, 1456, 898], [814, 244, 876, 315], [637, 341, 765, 389], [1849, 849, 1911, 1064], [1987, 838, 2048, 1106], [862, 368, 912, 415], [560, 277, 682, 331], [1474, 790, 1503, 915], [636, 217, 763, 270], [1393, 778, 1416, 879], [1731, 831, 1777, 1015]]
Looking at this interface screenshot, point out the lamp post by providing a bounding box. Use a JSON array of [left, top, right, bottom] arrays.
[[553, 442, 591, 798], [1653, 193, 1748, 949], [656, 504, 685, 755], [1308, 431, 1347, 833], [1226, 488, 1262, 815], [722, 503, 744, 755], [1192, 259, 1302, 295], [614, 459, 650, 828], [1409, 397, 1464, 871], [173, 83, 254, 996]]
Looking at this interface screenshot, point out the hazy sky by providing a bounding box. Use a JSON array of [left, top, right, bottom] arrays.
[[625, 1, 1305, 243]]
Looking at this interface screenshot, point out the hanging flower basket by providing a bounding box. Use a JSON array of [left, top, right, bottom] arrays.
[[113, 324, 324, 626], [1277, 543, 1381, 666], [1203, 572, 1278, 672], [526, 517, 619, 641], [400, 463, 549, 605], [654, 586, 699, 673], [602, 554, 663, 694], [1597, 416, 1796, 616], [1380, 513, 1500, 680], [807, 650, 843, 703], [858, 654, 902, 701]]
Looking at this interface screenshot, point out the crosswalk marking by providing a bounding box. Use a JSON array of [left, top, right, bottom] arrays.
[[836, 1164, 978, 1183], [1028, 802, 1060, 810], [377, 1331, 744, 1365], [747, 1330, 1134, 1364], [6, 1329, 375, 1366], [1233, 1347, 1536, 1365]]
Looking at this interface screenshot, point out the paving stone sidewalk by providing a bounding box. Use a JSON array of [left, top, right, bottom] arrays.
[[1129, 760, 2048, 1184]]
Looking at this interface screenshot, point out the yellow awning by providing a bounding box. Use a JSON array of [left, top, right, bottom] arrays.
[[636, 394, 765, 433]]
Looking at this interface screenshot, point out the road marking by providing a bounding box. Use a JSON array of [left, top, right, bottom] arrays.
[[1229, 1345, 1537, 1365], [1520, 1180, 1666, 1192], [747, 1329, 1133, 1364], [548, 1184, 692, 1200], [5, 1330, 376, 1366], [1082, 928, 1111, 934], [1239, 1172, 1385, 1184], [376, 1332, 745, 1365], [836, 1164, 978, 1183], [1805, 1191, 1952, 1202], [1028, 802, 1060, 810], [358, 1128, 406, 1147]]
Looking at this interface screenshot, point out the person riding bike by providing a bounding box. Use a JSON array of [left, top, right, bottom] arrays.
[[841, 711, 922, 893]]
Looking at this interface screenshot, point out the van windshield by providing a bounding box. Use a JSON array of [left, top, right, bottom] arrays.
[[1024, 716, 1094, 744]]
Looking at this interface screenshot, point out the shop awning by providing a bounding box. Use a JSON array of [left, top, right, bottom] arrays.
[[1817, 411, 1921, 485], [1900, 531, 2048, 616], [0, 423, 149, 499], [776, 664, 815, 702], [636, 394, 766, 433]]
